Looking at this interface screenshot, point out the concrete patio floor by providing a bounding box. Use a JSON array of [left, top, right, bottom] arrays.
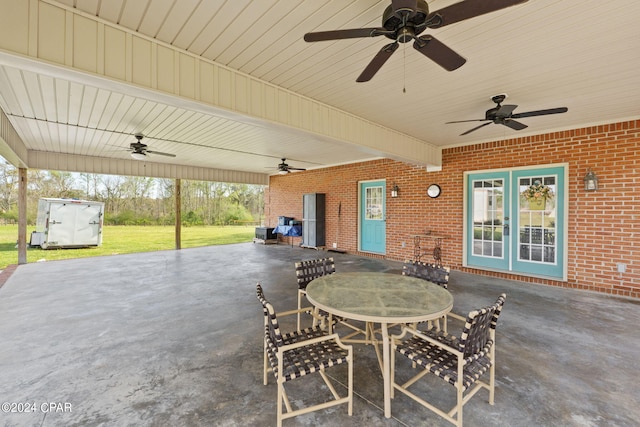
[[0, 242, 639, 426]]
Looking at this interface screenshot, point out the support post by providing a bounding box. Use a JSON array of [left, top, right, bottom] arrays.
[[175, 178, 181, 250], [17, 168, 27, 264]]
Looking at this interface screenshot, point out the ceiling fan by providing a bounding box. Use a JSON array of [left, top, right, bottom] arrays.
[[303, 0, 529, 82], [276, 158, 306, 174], [129, 134, 176, 160], [446, 94, 568, 136]]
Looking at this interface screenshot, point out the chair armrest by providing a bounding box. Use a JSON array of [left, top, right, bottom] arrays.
[[279, 306, 313, 317], [280, 306, 333, 326], [280, 333, 351, 353], [394, 326, 462, 357]]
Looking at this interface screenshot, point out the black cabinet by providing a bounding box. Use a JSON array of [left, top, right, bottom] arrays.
[[255, 227, 276, 240], [302, 193, 325, 248]]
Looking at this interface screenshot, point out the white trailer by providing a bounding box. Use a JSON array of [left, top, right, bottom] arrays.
[[31, 198, 104, 249]]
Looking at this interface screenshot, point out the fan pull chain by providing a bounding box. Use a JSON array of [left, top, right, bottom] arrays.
[[403, 42, 407, 93]]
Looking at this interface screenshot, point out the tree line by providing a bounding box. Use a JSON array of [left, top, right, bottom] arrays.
[[0, 160, 265, 226]]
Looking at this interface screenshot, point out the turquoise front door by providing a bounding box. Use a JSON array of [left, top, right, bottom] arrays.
[[466, 166, 566, 280], [360, 180, 386, 254]]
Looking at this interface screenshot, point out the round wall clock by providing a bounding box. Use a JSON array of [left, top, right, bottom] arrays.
[[427, 184, 441, 198]]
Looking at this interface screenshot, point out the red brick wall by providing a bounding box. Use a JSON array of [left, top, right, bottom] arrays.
[[266, 119, 640, 298]]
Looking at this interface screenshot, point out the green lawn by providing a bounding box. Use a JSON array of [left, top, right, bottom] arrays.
[[0, 225, 256, 270]]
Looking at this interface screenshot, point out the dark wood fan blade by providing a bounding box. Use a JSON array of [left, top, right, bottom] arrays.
[[496, 104, 518, 117], [427, 0, 528, 28], [146, 150, 176, 157], [356, 42, 399, 82], [502, 119, 528, 131], [413, 35, 465, 71], [511, 107, 568, 119], [287, 167, 306, 171], [446, 118, 487, 123], [304, 28, 387, 42], [461, 122, 492, 135]]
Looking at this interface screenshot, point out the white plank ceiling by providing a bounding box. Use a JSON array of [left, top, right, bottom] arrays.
[[1, 0, 639, 178]]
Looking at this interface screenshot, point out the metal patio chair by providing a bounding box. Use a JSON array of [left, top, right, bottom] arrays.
[[294, 257, 336, 330], [402, 259, 451, 331], [391, 294, 507, 427], [256, 283, 353, 427], [295, 258, 371, 342]]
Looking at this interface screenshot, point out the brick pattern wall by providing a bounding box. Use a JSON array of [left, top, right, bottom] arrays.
[[266, 120, 640, 298]]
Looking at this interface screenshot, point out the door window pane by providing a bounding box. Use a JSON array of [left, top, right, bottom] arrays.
[[472, 179, 503, 258], [518, 176, 557, 264], [365, 186, 383, 220]]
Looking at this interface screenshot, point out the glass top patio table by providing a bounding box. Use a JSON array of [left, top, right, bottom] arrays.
[[306, 272, 453, 418], [305, 272, 453, 323]]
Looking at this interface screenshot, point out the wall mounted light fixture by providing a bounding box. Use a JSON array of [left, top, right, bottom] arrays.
[[583, 168, 599, 191], [391, 183, 399, 198]]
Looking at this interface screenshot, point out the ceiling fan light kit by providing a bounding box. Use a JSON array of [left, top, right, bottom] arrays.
[[303, 0, 529, 82], [130, 152, 146, 161]]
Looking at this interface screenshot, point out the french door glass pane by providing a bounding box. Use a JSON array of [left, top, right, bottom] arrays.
[[472, 179, 504, 258], [518, 176, 557, 264]]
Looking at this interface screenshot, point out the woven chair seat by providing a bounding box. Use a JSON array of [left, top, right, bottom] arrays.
[[396, 330, 493, 391], [266, 326, 351, 382]]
